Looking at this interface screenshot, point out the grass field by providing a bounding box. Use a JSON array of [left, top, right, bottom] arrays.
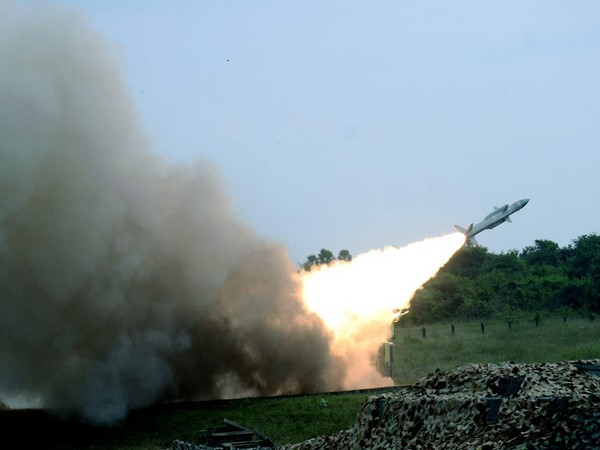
[[4, 314, 600, 449], [1, 393, 368, 450], [391, 313, 600, 384]]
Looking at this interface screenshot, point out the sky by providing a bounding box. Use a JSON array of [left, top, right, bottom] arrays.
[[37, 0, 600, 263]]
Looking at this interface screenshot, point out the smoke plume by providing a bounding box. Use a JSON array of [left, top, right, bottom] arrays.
[[0, 2, 343, 425]]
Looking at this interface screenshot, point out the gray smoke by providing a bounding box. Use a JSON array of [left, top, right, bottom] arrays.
[[0, 2, 343, 425]]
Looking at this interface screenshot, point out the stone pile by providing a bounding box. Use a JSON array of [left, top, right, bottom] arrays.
[[284, 360, 600, 449]]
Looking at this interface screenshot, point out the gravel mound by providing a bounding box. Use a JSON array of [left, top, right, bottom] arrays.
[[284, 360, 600, 449]]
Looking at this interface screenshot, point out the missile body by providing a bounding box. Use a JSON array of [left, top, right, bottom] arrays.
[[454, 199, 529, 246]]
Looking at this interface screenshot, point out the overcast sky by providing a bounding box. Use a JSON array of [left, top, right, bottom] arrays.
[[44, 1, 600, 263]]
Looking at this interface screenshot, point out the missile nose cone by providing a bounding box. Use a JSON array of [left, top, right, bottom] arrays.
[[522, 199, 529, 205]]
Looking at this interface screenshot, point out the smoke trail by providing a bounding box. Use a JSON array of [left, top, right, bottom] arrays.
[[0, 2, 343, 425]]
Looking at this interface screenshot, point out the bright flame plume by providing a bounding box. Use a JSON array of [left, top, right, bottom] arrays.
[[300, 233, 465, 388]]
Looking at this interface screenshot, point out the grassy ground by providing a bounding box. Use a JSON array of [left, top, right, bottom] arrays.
[[5, 314, 600, 449], [391, 313, 600, 384], [0, 393, 367, 450]]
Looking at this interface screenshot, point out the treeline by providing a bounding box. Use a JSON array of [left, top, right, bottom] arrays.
[[405, 234, 600, 325], [301, 248, 352, 271]]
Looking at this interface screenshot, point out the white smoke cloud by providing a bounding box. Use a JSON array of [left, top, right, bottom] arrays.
[[0, 1, 343, 425]]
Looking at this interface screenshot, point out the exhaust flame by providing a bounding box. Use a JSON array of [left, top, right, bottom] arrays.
[[301, 233, 466, 388]]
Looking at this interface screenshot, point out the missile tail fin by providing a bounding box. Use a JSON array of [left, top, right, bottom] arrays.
[[455, 224, 477, 246], [454, 225, 468, 234], [454, 223, 473, 234]]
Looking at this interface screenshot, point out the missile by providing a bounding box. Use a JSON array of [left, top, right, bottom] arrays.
[[454, 198, 529, 246]]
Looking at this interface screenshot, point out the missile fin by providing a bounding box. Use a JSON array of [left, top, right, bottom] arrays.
[[454, 225, 468, 234]]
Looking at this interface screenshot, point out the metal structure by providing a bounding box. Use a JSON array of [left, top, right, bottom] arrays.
[[198, 418, 274, 449]]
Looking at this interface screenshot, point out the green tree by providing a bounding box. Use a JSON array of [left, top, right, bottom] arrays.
[[301, 248, 351, 271], [565, 234, 600, 277], [317, 248, 334, 265], [520, 239, 562, 267], [302, 254, 318, 271], [407, 234, 600, 322], [564, 234, 600, 311], [409, 273, 475, 323], [337, 249, 352, 262], [486, 250, 525, 274], [443, 246, 490, 278]]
